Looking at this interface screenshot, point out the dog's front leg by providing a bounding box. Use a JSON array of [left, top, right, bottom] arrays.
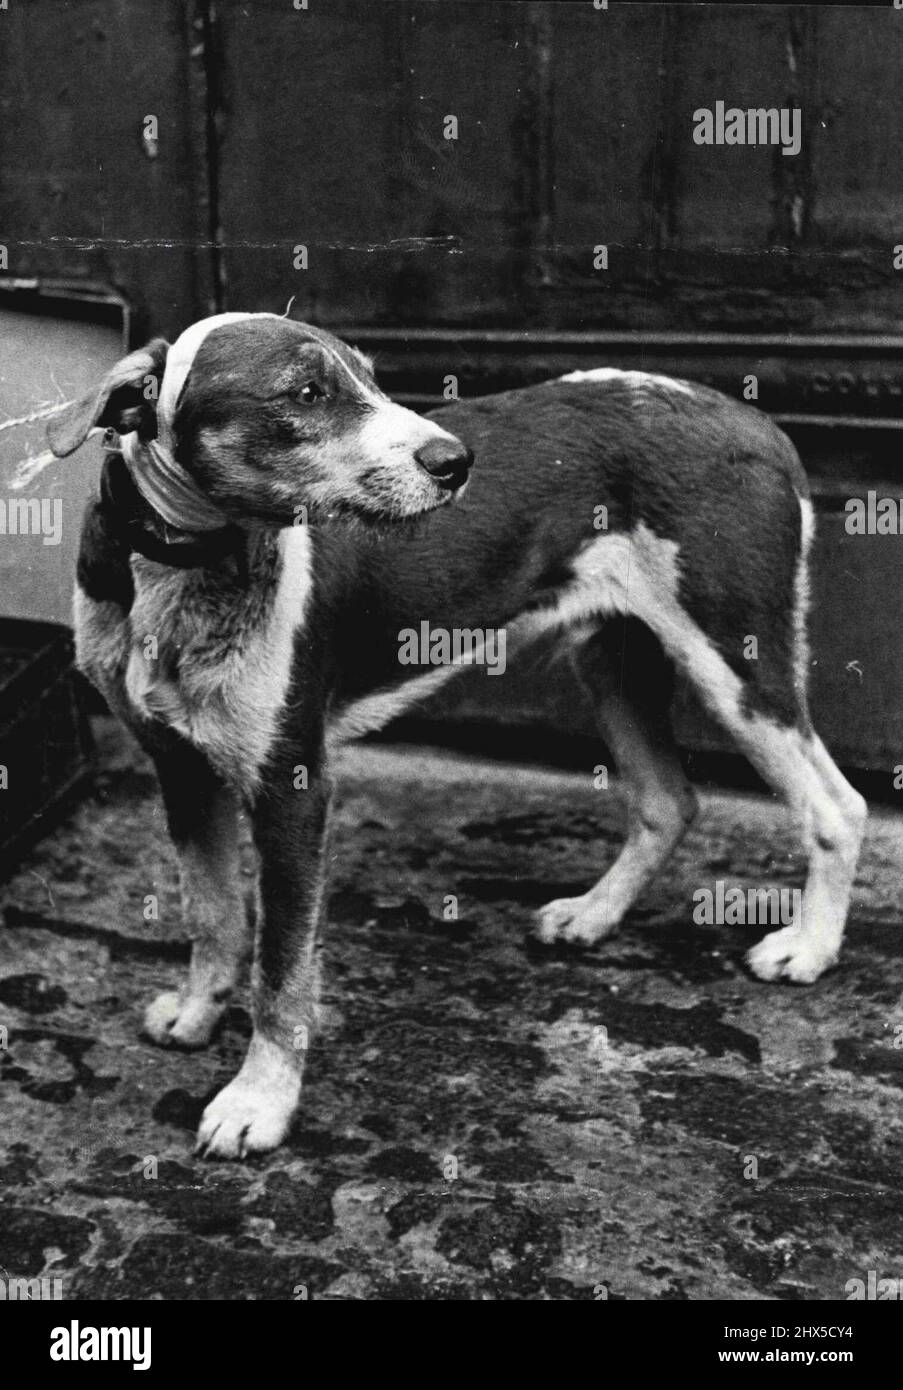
[[196, 752, 331, 1159], [140, 736, 252, 1049]]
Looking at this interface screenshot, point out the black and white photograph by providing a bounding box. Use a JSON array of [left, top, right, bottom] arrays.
[[0, 0, 901, 1339]]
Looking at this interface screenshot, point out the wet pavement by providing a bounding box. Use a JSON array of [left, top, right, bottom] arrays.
[[2, 718, 903, 1301]]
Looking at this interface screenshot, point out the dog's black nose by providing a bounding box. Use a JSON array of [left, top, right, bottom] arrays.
[[415, 437, 473, 490]]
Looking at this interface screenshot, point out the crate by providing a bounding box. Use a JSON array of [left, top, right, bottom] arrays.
[[0, 618, 94, 879]]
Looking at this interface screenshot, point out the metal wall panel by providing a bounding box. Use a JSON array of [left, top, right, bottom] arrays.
[[2, 1, 902, 775], [0, 0, 214, 338], [213, 2, 903, 333]]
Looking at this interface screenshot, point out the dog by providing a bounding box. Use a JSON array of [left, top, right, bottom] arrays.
[[46, 311, 866, 1158]]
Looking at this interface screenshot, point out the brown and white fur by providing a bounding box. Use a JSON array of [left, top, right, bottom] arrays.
[[47, 312, 866, 1159]]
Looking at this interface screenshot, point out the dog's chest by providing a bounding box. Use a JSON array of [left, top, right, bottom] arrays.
[[119, 528, 313, 793]]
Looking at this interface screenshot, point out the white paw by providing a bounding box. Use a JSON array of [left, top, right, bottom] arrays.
[[746, 926, 838, 985], [195, 1074, 299, 1160], [534, 893, 616, 946], [143, 990, 224, 1049]]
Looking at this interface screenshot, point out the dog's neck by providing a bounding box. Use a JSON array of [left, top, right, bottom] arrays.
[[120, 431, 228, 534], [101, 447, 246, 571]]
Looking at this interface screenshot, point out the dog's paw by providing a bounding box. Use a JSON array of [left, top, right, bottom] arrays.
[[143, 990, 223, 1050], [534, 893, 615, 946], [195, 1074, 299, 1160], [746, 926, 837, 985]]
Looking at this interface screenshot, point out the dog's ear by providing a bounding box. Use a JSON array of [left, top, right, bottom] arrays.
[[47, 337, 170, 457]]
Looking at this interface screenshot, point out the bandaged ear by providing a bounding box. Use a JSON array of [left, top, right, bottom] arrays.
[[46, 338, 169, 457], [44, 312, 283, 531]]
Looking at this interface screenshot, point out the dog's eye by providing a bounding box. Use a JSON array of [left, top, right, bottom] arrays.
[[299, 381, 326, 405]]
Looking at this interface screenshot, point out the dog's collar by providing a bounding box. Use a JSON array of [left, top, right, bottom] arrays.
[[100, 445, 245, 570]]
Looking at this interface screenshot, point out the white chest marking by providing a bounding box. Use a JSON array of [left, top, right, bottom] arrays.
[[125, 526, 314, 794]]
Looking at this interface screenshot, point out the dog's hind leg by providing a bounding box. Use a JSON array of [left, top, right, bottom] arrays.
[[619, 571, 866, 983], [536, 621, 698, 946], [740, 723, 866, 983], [643, 514, 867, 983], [142, 737, 252, 1049]]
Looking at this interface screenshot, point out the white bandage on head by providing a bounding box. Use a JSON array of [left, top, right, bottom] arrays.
[[120, 312, 285, 533]]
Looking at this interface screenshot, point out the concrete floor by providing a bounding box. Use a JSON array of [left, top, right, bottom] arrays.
[[2, 718, 903, 1300]]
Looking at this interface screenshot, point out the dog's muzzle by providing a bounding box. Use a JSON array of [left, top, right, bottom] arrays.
[[414, 437, 473, 491]]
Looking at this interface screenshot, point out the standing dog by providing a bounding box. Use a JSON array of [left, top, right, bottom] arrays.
[[47, 312, 866, 1158]]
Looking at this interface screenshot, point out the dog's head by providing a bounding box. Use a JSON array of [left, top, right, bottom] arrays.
[[48, 313, 473, 526]]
